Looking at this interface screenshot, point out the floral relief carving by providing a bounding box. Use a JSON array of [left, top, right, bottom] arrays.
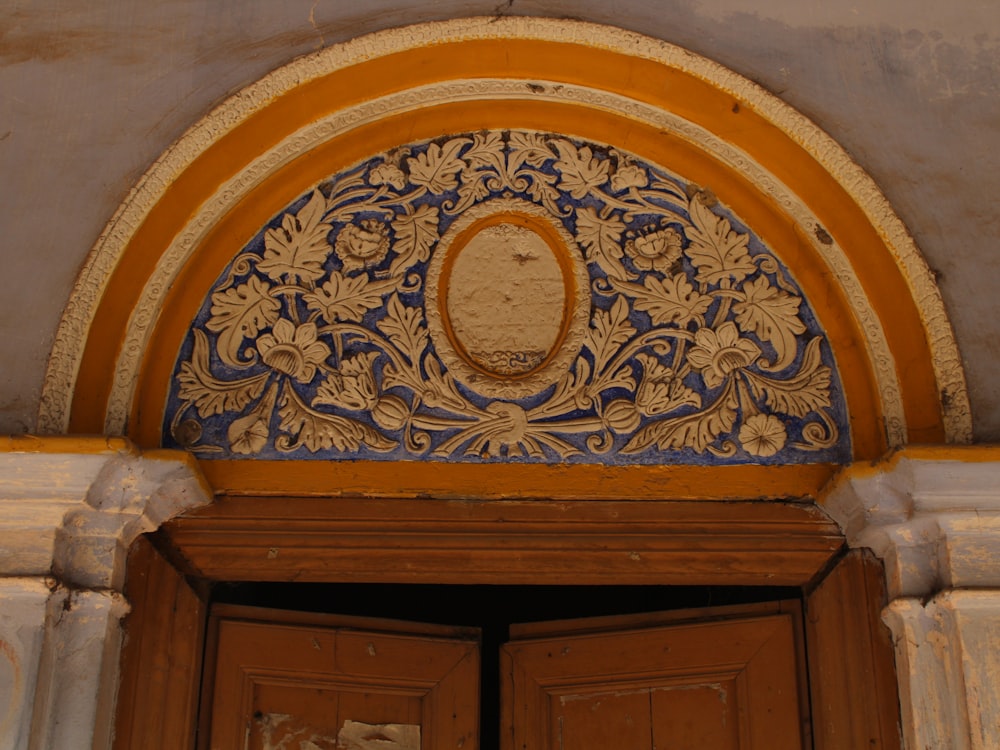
[[166, 130, 847, 463]]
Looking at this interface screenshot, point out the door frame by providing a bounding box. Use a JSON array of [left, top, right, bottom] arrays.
[[115, 495, 901, 750]]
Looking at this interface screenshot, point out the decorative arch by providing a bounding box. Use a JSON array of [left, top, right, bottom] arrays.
[[39, 18, 970, 499]]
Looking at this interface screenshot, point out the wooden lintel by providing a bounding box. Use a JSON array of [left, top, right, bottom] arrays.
[[161, 496, 844, 586]]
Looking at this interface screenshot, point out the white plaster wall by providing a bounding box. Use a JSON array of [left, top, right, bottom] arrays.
[[1, 0, 998, 437], [0, 580, 49, 750]]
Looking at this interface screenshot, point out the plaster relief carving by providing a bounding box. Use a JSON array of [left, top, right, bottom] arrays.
[[38, 19, 970, 447], [165, 130, 848, 464]]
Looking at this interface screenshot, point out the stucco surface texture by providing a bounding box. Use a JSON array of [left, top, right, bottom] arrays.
[[1, 0, 998, 439]]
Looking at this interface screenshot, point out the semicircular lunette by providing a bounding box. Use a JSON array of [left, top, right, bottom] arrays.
[[163, 129, 850, 465]]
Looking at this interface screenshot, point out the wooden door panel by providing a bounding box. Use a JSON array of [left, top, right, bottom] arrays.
[[650, 681, 739, 748], [555, 689, 653, 748], [503, 612, 804, 750], [248, 680, 424, 750], [206, 612, 480, 750]]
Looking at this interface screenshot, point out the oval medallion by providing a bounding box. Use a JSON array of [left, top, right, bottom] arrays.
[[426, 198, 590, 399], [447, 223, 565, 376]]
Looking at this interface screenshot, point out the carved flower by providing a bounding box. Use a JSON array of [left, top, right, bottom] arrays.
[[686, 322, 761, 389], [227, 412, 269, 455], [625, 226, 683, 273], [634, 353, 701, 416], [313, 352, 379, 411], [739, 414, 787, 457], [256, 319, 330, 383], [610, 163, 648, 192], [369, 162, 406, 190], [335, 219, 390, 272]]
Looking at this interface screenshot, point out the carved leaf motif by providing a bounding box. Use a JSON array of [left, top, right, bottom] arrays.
[[313, 351, 380, 411], [590, 363, 637, 396], [631, 274, 712, 326], [685, 197, 756, 286], [452, 172, 495, 216], [587, 296, 636, 372], [389, 204, 439, 277], [744, 337, 832, 417], [575, 206, 627, 280], [623, 380, 738, 454], [378, 294, 428, 364], [206, 276, 281, 366], [462, 131, 506, 173], [552, 140, 610, 199], [635, 353, 702, 416], [523, 172, 561, 214], [176, 329, 270, 417], [303, 271, 386, 323], [278, 386, 394, 453], [406, 138, 471, 194], [508, 131, 553, 172], [257, 190, 332, 283], [420, 354, 469, 412], [733, 276, 806, 370], [536, 356, 593, 418]]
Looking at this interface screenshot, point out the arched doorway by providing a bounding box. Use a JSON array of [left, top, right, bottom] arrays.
[[38, 17, 970, 750]]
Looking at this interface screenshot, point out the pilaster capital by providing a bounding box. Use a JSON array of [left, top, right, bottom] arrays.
[[0, 437, 211, 591], [822, 447, 1000, 598]]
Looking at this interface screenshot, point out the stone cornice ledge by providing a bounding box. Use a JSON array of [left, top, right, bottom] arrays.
[[823, 446, 1000, 599], [0, 437, 212, 590]]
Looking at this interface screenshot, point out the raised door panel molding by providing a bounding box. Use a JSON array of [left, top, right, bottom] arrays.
[[205, 612, 480, 750], [502, 612, 805, 750]]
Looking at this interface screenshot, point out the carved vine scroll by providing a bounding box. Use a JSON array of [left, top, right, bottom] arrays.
[[165, 131, 848, 464]]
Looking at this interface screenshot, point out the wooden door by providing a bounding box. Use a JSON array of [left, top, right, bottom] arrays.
[[202, 604, 805, 750], [502, 605, 808, 750], [202, 606, 480, 750]]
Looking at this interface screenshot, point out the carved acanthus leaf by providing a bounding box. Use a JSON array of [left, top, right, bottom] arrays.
[[743, 337, 832, 417], [378, 294, 428, 364], [586, 296, 635, 373], [507, 131, 553, 172], [733, 276, 806, 370], [176, 329, 270, 417], [630, 274, 712, 326], [462, 130, 506, 174], [206, 276, 281, 366], [406, 138, 471, 194], [389, 204, 439, 277], [278, 386, 394, 453], [575, 206, 627, 280], [552, 140, 610, 199], [685, 196, 756, 286], [304, 271, 387, 323], [257, 190, 332, 283], [623, 379, 738, 453]]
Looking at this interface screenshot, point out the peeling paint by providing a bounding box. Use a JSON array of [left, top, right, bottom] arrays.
[[254, 712, 340, 750], [338, 720, 420, 750]]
